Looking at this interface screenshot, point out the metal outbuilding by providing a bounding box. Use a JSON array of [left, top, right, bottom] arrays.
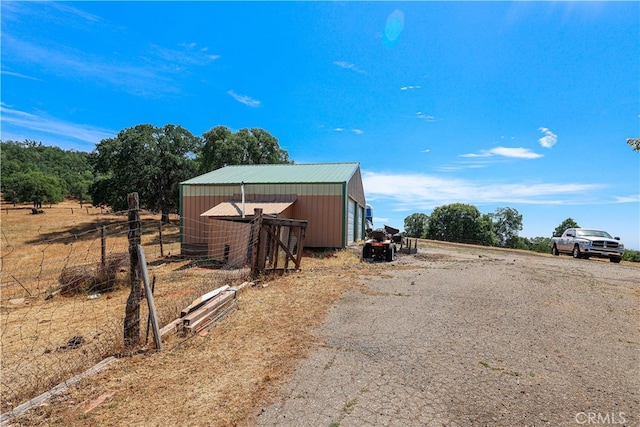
[[180, 162, 367, 254]]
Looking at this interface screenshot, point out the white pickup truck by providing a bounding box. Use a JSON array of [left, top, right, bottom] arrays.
[[550, 228, 624, 263]]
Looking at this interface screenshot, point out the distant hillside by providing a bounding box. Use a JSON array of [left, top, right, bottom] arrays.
[[1, 140, 93, 205]]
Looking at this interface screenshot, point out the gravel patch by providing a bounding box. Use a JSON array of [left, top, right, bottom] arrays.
[[256, 246, 640, 426]]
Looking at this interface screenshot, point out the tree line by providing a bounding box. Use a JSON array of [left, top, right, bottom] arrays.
[[1, 140, 93, 207], [1, 124, 290, 221], [403, 208, 639, 262]]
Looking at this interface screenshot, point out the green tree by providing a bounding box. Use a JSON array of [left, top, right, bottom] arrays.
[[403, 213, 429, 238], [553, 218, 579, 237], [491, 207, 523, 248], [199, 126, 290, 173], [427, 203, 496, 245], [89, 124, 201, 222], [2, 171, 64, 207], [527, 236, 552, 253], [1, 140, 93, 203], [627, 138, 640, 152]]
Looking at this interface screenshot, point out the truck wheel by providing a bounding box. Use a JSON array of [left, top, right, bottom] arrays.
[[385, 244, 395, 262], [551, 245, 559, 256], [610, 257, 621, 263], [572, 245, 582, 259]]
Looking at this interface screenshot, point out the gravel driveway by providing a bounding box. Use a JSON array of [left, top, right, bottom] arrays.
[[256, 245, 639, 426]]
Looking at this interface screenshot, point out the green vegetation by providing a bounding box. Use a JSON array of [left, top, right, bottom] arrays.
[[343, 398, 357, 412], [1, 140, 92, 206], [404, 204, 525, 248], [622, 249, 640, 262], [426, 203, 497, 246], [199, 126, 291, 174], [510, 236, 552, 254], [403, 212, 429, 238], [553, 218, 579, 237], [491, 207, 523, 247], [1, 124, 290, 221], [89, 124, 201, 222]]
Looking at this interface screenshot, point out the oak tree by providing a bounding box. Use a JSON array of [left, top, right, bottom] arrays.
[[199, 126, 290, 173], [89, 124, 201, 222]]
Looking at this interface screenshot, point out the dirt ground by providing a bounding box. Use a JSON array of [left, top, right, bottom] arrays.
[[2, 234, 639, 426]]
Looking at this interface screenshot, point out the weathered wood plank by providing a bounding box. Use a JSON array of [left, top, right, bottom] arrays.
[[0, 357, 118, 425], [159, 317, 183, 337], [159, 282, 253, 338], [262, 217, 308, 228], [185, 299, 236, 332], [182, 291, 235, 327], [137, 244, 162, 351], [181, 285, 230, 317]]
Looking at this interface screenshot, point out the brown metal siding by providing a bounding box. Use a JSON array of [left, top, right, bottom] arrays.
[[183, 184, 345, 248], [292, 194, 343, 248], [347, 168, 366, 206]]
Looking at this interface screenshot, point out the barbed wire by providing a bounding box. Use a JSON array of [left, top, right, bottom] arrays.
[[0, 211, 256, 414]]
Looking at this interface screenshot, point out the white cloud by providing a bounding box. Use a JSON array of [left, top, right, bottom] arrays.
[[333, 61, 366, 74], [332, 127, 362, 135], [362, 170, 605, 208], [614, 194, 640, 203], [538, 127, 557, 148], [459, 152, 492, 158], [151, 43, 221, 66], [415, 112, 435, 122], [2, 32, 219, 98], [460, 146, 542, 159], [421, 149, 430, 153], [0, 104, 114, 146], [227, 90, 261, 107], [2, 35, 177, 97], [3, 2, 101, 25], [1, 70, 40, 81], [49, 2, 101, 22], [400, 85, 421, 91], [489, 147, 543, 159]]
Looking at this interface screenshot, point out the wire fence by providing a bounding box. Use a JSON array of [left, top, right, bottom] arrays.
[[0, 204, 254, 414]]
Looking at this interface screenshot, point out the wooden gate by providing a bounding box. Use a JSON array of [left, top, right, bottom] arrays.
[[251, 208, 308, 277]]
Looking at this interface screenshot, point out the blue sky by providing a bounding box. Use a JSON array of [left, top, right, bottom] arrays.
[[2, 1, 639, 249]]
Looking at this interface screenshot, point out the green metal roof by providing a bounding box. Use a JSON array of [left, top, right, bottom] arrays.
[[182, 162, 360, 185]]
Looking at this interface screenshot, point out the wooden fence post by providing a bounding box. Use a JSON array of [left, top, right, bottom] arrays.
[[124, 192, 142, 348], [101, 226, 106, 267], [137, 244, 162, 351], [251, 208, 263, 278], [158, 222, 164, 257]]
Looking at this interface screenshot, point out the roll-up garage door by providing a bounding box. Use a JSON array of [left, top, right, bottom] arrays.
[[356, 205, 364, 241], [347, 198, 356, 245]]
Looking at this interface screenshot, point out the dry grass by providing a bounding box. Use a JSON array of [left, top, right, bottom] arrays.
[[8, 253, 375, 426], [0, 201, 249, 413], [1, 200, 384, 425]]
